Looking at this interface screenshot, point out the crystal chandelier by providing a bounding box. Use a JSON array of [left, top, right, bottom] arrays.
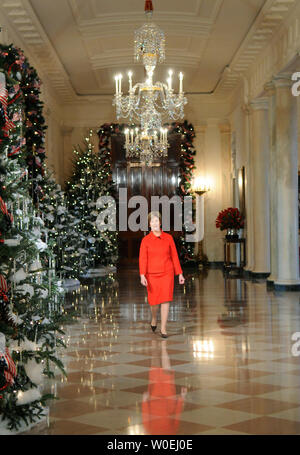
[[113, 0, 187, 163]]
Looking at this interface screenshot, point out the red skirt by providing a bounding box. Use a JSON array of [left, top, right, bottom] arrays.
[[146, 267, 174, 306]]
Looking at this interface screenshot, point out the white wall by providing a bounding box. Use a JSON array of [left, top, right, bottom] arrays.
[[201, 120, 227, 262]]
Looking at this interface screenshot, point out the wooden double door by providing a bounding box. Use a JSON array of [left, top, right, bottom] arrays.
[[111, 133, 182, 266]]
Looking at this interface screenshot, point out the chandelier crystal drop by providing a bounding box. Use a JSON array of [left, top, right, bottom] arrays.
[[113, 0, 187, 164]]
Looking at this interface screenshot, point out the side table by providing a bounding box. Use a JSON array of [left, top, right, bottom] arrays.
[[223, 238, 246, 272]]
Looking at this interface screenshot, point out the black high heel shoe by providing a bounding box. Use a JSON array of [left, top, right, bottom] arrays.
[[150, 324, 157, 332], [160, 332, 168, 339]]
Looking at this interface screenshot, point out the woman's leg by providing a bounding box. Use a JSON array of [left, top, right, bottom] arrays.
[[160, 302, 170, 334], [151, 304, 159, 326], [151, 339, 161, 368]]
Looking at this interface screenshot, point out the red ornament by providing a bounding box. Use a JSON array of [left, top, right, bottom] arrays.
[[0, 197, 13, 223], [0, 347, 17, 398]]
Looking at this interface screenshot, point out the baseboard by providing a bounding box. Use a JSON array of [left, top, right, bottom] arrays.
[[250, 272, 270, 279], [273, 283, 300, 291], [206, 262, 224, 269]]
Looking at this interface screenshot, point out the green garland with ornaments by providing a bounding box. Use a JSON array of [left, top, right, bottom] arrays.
[[0, 44, 47, 203], [170, 120, 198, 265]]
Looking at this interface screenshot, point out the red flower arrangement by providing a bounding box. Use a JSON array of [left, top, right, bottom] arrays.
[[215, 207, 244, 231]]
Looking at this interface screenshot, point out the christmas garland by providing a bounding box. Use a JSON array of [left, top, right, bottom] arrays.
[[96, 121, 198, 265], [0, 44, 47, 202], [169, 120, 198, 264]]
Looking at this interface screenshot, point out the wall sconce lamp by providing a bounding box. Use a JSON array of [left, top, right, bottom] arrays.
[[190, 175, 211, 268], [192, 176, 211, 195]]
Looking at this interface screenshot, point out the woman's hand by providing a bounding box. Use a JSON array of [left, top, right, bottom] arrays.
[[181, 387, 188, 398], [143, 391, 150, 401], [140, 274, 148, 287], [179, 274, 185, 285]]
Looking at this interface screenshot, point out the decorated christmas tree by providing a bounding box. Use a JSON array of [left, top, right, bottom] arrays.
[[0, 45, 67, 433], [39, 169, 83, 283], [66, 130, 118, 274]]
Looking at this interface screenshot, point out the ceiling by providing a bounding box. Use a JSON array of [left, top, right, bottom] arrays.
[[30, 0, 266, 96], [1, 0, 297, 102]]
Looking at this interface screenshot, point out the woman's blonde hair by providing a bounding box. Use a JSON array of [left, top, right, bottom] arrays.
[[148, 211, 162, 225]]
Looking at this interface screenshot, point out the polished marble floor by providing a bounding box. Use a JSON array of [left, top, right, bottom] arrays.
[[23, 267, 300, 435]]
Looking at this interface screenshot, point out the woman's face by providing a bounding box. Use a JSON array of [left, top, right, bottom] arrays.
[[150, 216, 161, 231]]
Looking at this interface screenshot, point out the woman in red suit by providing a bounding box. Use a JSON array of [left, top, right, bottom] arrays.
[[139, 212, 185, 338]]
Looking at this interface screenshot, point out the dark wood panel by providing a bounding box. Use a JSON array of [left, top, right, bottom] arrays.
[[152, 166, 162, 196], [115, 166, 127, 188], [129, 167, 143, 197]]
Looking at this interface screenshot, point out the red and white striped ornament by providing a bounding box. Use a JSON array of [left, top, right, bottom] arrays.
[[0, 273, 8, 294], [0, 74, 15, 135], [0, 196, 13, 223]]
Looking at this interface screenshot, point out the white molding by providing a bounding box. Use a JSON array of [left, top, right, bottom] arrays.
[[0, 8, 65, 122], [1, 0, 76, 102], [69, 0, 224, 38], [216, 0, 298, 97], [247, 10, 300, 100], [273, 72, 295, 88], [78, 17, 212, 39], [250, 97, 270, 110], [90, 51, 202, 71]]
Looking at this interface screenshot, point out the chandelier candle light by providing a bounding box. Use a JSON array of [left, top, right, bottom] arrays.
[[113, 0, 187, 163]]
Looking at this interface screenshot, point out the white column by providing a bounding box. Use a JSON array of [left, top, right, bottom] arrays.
[[250, 98, 270, 275], [219, 122, 232, 209], [242, 104, 254, 272], [44, 107, 54, 173], [264, 81, 277, 283], [273, 74, 300, 288]]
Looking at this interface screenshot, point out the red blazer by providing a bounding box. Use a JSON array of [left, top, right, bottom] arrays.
[[139, 231, 183, 275]]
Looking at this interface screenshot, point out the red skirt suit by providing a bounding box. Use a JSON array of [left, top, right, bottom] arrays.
[[139, 231, 183, 306]]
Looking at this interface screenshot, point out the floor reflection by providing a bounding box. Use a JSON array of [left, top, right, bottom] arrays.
[[64, 274, 120, 321], [218, 277, 249, 328], [20, 268, 300, 435], [142, 340, 187, 435]]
